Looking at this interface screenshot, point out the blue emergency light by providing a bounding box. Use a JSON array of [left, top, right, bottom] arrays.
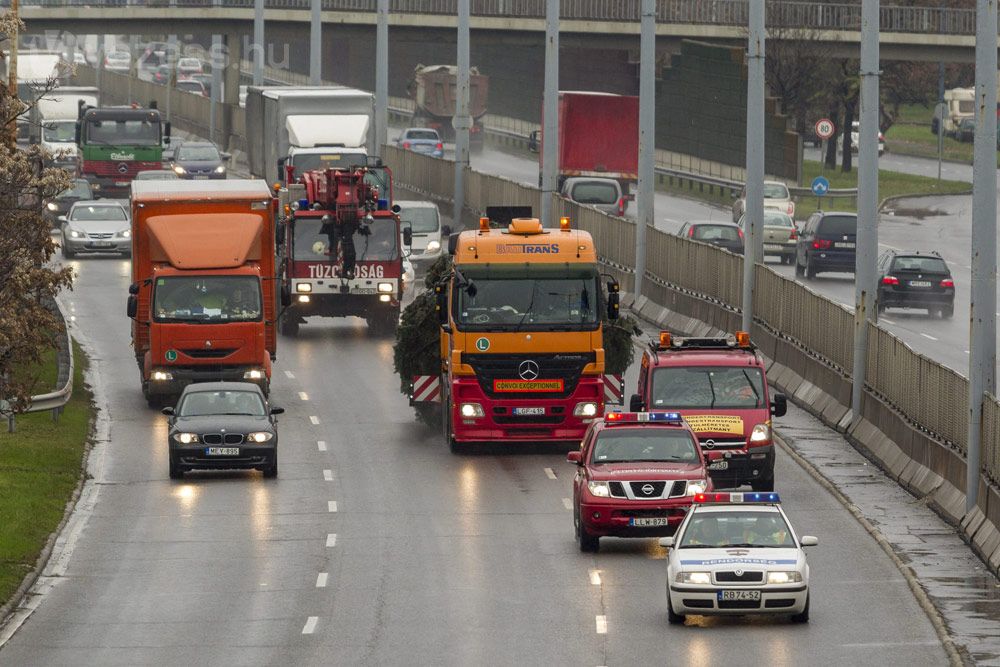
[[693, 492, 781, 504], [298, 198, 309, 210], [377, 198, 389, 210]]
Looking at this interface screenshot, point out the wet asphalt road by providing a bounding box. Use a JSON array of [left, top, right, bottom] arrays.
[[0, 251, 948, 665]]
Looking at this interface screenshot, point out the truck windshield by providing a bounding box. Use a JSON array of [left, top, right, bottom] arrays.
[[291, 153, 367, 173], [293, 217, 398, 262], [398, 206, 439, 233], [591, 429, 700, 464], [650, 366, 765, 409], [153, 276, 262, 323], [454, 265, 600, 331], [42, 120, 76, 143], [84, 118, 160, 146]]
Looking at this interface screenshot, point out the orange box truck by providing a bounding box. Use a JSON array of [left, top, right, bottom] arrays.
[[127, 180, 277, 407]]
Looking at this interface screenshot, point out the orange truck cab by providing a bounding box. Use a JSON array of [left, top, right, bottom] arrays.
[[629, 332, 787, 491], [128, 180, 277, 407], [435, 215, 620, 453]]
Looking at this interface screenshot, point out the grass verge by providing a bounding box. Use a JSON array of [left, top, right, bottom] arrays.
[[885, 102, 997, 166], [0, 341, 92, 605]]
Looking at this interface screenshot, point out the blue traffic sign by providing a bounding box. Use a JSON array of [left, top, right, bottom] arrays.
[[811, 176, 830, 196]]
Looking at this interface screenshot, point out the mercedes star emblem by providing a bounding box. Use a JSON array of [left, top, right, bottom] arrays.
[[117, 162, 129, 174], [518, 359, 540, 381], [641, 483, 655, 495]]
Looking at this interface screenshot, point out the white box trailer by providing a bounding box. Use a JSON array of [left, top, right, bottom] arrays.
[[245, 86, 375, 184], [32, 86, 100, 168]]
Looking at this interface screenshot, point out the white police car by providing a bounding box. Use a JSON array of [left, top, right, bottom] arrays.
[[659, 492, 817, 624]]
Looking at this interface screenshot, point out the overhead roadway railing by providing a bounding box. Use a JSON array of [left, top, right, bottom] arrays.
[[5, 0, 982, 35]]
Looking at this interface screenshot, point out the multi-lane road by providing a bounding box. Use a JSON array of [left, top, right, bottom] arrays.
[[0, 251, 950, 664], [470, 142, 995, 377]]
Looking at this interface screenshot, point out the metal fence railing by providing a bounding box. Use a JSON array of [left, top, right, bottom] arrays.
[[11, 0, 984, 35], [985, 396, 1000, 485]]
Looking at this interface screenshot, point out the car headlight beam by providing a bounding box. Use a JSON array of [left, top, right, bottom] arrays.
[[377, 282, 394, 293], [685, 480, 708, 496], [460, 403, 484, 418], [573, 402, 599, 417], [172, 432, 199, 444], [675, 571, 712, 585], [425, 240, 441, 253], [247, 431, 273, 443], [750, 422, 771, 443], [767, 571, 802, 584]]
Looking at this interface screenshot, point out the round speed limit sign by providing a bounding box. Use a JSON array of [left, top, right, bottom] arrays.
[[814, 118, 835, 140]]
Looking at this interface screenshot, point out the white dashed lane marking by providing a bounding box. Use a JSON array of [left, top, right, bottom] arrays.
[[562, 498, 573, 510], [299, 391, 309, 401], [326, 533, 337, 547], [595, 616, 607, 634], [323, 469, 333, 481], [328, 501, 338, 513], [302, 617, 318, 634], [310, 416, 320, 425], [589, 570, 602, 586], [284, 370, 295, 379], [544, 467, 557, 480], [921, 333, 938, 341], [317, 440, 327, 451], [316, 573, 328, 588]]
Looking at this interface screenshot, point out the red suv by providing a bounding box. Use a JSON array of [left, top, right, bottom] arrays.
[[629, 332, 787, 492], [567, 412, 711, 552]]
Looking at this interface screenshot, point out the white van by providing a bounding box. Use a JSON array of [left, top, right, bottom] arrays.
[[396, 200, 449, 263]]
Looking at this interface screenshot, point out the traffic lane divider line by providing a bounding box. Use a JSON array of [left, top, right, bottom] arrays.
[[595, 615, 607, 634], [562, 498, 572, 510], [326, 533, 337, 547], [302, 616, 318, 634], [589, 570, 602, 586], [310, 416, 320, 425], [284, 370, 295, 379], [544, 467, 557, 480], [317, 440, 327, 451], [323, 469, 333, 481], [328, 501, 338, 512], [316, 573, 328, 588], [299, 391, 309, 401]]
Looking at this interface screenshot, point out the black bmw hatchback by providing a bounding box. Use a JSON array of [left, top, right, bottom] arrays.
[[162, 382, 283, 479], [876, 250, 955, 318]]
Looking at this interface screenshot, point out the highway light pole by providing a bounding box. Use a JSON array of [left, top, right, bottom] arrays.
[[253, 0, 264, 86], [375, 0, 388, 151], [740, 0, 764, 333], [453, 0, 471, 228], [851, 0, 879, 422], [966, 0, 998, 513], [635, 0, 655, 300], [540, 0, 558, 226], [210, 0, 222, 143], [310, 0, 321, 85]]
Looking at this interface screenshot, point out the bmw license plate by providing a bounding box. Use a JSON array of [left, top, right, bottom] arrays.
[[630, 517, 670, 527], [707, 460, 729, 470], [513, 407, 545, 416], [719, 590, 761, 602], [206, 447, 239, 456], [909, 280, 931, 287], [834, 242, 856, 248]]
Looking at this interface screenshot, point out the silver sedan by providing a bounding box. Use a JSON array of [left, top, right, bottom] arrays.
[[60, 200, 132, 258]]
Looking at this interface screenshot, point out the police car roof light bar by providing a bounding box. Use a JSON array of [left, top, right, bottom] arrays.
[[605, 411, 684, 425], [693, 492, 781, 504]]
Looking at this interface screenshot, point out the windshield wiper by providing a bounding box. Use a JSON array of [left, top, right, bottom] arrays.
[[215, 412, 257, 416], [742, 370, 761, 407], [678, 544, 719, 549]]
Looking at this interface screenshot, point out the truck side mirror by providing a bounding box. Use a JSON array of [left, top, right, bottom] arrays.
[[606, 280, 620, 321], [402, 226, 413, 247], [128, 282, 140, 295], [280, 285, 291, 307], [435, 284, 448, 325], [391, 203, 401, 214], [164, 121, 171, 138], [629, 393, 644, 412], [771, 392, 788, 417], [126, 294, 138, 319], [74, 122, 81, 144], [29, 132, 39, 144], [447, 233, 458, 256]]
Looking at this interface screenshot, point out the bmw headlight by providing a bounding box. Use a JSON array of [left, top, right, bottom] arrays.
[[750, 422, 771, 443], [172, 432, 199, 444], [686, 480, 708, 496], [675, 572, 712, 585], [587, 481, 611, 497], [767, 571, 803, 584], [247, 432, 273, 443]]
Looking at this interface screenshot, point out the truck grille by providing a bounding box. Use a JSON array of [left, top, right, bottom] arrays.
[[181, 348, 238, 359], [462, 352, 595, 398], [698, 437, 746, 450]]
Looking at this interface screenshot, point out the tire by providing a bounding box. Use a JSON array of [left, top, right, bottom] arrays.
[[794, 256, 804, 277], [575, 509, 599, 553], [62, 244, 74, 259], [263, 450, 278, 478], [804, 260, 816, 280], [943, 305, 954, 319], [667, 595, 686, 625], [751, 476, 775, 492], [168, 457, 184, 480], [279, 313, 299, 337], [791, 594, 810, 623]]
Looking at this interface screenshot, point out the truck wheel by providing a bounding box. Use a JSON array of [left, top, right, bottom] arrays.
[[279, 314, 299, 337], [794, 257, 804, 277], [575, 509, 599, 553], [943, 305, 954, 319], [804, 260, 816, 280], [791, 595, 810, 623]]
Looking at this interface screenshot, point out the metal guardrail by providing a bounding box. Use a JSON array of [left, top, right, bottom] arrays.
[[6, 0, 983, 35], [3, 302, 74, 432]]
